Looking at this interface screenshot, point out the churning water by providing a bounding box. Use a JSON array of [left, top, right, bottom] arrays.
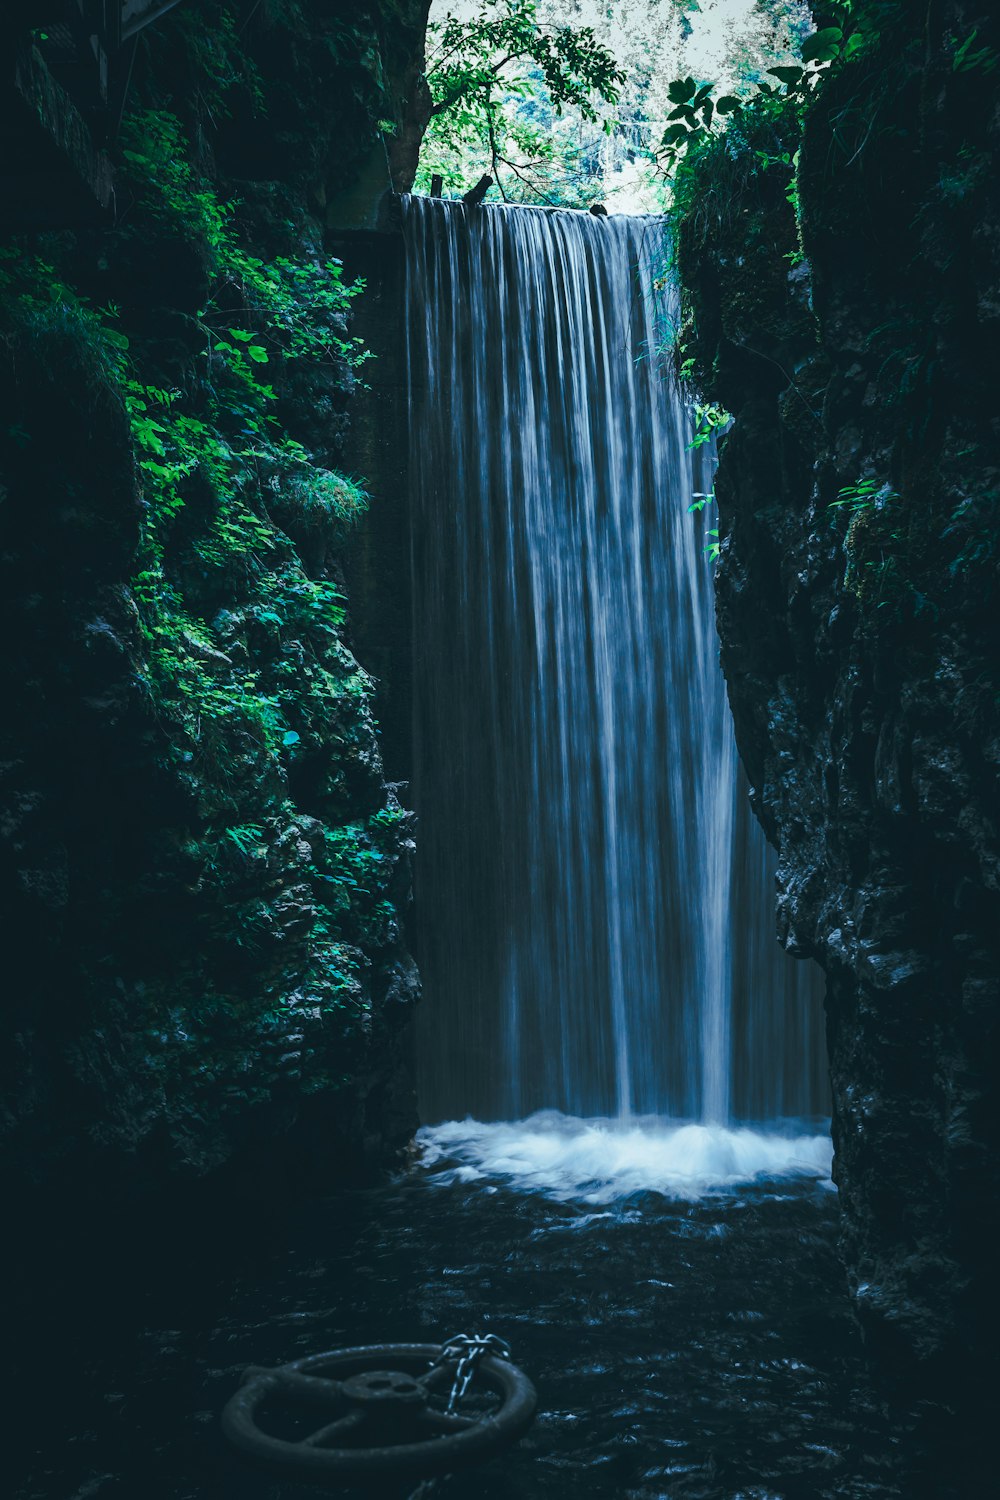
[[404, 198, 826, 1129], [419, 1114, 833, 1204]]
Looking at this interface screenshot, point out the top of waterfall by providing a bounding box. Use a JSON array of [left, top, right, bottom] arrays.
[[400, 193, 670, 226]]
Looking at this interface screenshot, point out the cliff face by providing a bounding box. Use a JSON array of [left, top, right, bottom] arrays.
[[678, 0, 1000, 1431], [0, 0, 430, 1200]]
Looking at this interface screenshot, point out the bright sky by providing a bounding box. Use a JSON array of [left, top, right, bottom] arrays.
[[684, 0, 767, 85], [428, 1, 773, 89]]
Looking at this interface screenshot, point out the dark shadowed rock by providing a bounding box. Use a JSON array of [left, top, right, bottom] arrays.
[[676, 0, 1000, 1462]]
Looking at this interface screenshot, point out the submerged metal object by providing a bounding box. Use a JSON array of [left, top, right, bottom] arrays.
[[221, 1338, 537, 1486]]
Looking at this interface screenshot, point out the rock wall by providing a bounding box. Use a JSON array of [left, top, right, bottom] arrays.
[[0, 0, 430, 1205], [677, 0, 1000, 1448]]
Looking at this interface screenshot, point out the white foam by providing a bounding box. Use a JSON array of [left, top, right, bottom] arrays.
[[417, 1112, 833, 1204]]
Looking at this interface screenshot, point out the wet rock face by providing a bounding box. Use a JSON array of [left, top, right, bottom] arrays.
[[0, 2, 430, 1198], [678, 0, 1000, 1416]]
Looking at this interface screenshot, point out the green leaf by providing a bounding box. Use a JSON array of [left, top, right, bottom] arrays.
[[282, 729, 300, 746], [768, 66, 804, 85], [688, 492, 713, 513], [802, 27, 843, 64], [953, 29, 979, 69], [248, 346, 269, 364], [667, 76, 697, 104], [716, 96, 741, 115]]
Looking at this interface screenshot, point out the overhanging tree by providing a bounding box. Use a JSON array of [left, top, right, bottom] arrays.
[[416, 0, 625, 205]]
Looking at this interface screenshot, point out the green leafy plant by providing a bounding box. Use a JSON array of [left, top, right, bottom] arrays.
[[828, 477, 904, 605], [225, 824, 267, 858], [687, 491, 720, 563], [115, 110, 369, 576], [689, 402, 731, 450], [120, 112, 367, 368], [0, 247, 132, 384], [657, 7, 875, 175], [4, 5, 419, 1106], [828, 476, 899, 516], [951, 29, 999, 76], [659, 75, 741, 170]]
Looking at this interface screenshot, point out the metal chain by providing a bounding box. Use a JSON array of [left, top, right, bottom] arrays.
[[433, 1332, 512, 1412], [406, 1334, 513, 1500]]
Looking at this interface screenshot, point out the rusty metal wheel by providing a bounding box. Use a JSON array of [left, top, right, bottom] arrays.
[[221, 1341, 537, 1486]]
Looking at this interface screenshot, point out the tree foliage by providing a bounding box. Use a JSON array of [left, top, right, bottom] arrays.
[[658, 1, 875, 175], [416, 0, 624, 204]]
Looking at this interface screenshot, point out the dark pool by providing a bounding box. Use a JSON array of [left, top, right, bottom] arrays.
[[10, 1124, 917, 1500]]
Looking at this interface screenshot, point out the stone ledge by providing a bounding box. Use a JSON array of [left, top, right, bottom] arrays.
[[0, 43, 114, 229]]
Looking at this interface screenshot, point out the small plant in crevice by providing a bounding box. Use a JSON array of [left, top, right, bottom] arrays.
[[684, 393, 726, 565], [951, 28, 1000, 76], [827, 476, 899, 517], [828, 476, 904, 605], [688, 491, 721, 564], [689, 402, 731, 450]]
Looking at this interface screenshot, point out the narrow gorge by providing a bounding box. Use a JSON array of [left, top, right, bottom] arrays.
[[2, 3, 998, 1498]]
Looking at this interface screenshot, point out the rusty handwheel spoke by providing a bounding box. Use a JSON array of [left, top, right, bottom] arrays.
[[415, 1408, 479, 1434], [269, 1369, 346, 1406], [302, 1410, 367, 1448]]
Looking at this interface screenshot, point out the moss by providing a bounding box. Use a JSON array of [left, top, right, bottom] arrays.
[[0, 0, 425, 1185], [672, 87, 811, 404]]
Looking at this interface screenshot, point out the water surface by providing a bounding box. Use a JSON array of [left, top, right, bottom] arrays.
[[11, 1125, 905, 1500]]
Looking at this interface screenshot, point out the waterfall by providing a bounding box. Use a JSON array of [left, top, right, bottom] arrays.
[[404, 197, 826, 1128]]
